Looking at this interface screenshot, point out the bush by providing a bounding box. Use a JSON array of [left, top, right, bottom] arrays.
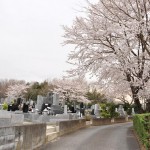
[[133, 113, 150, 150], [2, 102, 8, 110], [100, 102, 119, 118], [100, 103, 110, 118]]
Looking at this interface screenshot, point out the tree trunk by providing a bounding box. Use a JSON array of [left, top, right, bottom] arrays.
[[130, 86, 143, 113], [146, 99, 150, 112]]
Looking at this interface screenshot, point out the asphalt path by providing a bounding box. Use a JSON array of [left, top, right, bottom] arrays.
[[41, 122, 140, 150]]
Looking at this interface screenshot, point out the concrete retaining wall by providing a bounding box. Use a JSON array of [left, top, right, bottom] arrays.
[[114, 117, 126, 123], [58, 119, 86, 136], [92, 118, 111, 126], [15, 123, 46, 150], [0, 127, 15, 150], [0, 123, 46, 150], [92, 117, 131, 126]]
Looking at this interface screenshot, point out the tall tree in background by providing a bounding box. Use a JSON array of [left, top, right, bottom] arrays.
[[6, 82, 28, 99], [0, 79, 25, 98], [25, 81, 54, 101], [86, 88, 107, 103], [52, 78, 90, 104], [63, 0, 150, 113]]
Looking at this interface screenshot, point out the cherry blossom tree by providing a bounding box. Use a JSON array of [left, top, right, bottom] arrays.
[[51, 78, 90, 104], [0, 79, 25, 98], [6, 83, 29, 99], [63, 0, 150, 113]]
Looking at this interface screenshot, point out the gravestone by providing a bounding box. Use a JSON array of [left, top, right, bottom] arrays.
[[29, 100, 34, 106], [37, 95, 44, 111], [53, 93, 59, 105], [91, 105, 95, 115], [94, 104, 100, 118], [77, 110, 81, 118], [118, 105, 126, 117], [62, 99, 65, 108], [37, 92, 63, 115], [76, 105, 80, 109], [64, 105, 68, 115], [115, 108, 118, 112], [51, 105, 63, 115], [17, 98, 22, 106], [43, 97, 47, 104], [73, 101, 76, 112], [132, 108, 135, 115], [22, 102, 29, 113], [46, 92, 53, 105]]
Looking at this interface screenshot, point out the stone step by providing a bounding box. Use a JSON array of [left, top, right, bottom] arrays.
[[46, 126, 56, 133], [46, 132, 58, 142]]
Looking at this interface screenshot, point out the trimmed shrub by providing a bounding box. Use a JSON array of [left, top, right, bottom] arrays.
[[2, 102, 8, 110], [100, 102, 119, 118], [133, 114, 150, 150]]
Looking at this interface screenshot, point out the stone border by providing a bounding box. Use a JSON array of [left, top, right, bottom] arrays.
[[92, 118, 111, 126], [92, 117, 132, 126], [58, 119, 86, 136], [0, 123, 46, 150], [15, 123, 46, 150]]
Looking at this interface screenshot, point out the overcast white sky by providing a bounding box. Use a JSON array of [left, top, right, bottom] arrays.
[[0, 0, 98, 82]]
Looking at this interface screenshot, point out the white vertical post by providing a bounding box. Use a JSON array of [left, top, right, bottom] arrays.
[[64, 105, 68, 115]]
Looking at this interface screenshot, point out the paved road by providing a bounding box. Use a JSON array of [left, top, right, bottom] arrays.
[[41, 122, 140, 150]]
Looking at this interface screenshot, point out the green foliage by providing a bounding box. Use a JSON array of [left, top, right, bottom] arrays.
[[24, 81, 54, 101], [133, 114, 150, 150], [2, 102, 8, 110], [100, 102, 119, 118], [108, 102, 119, 118], [65, 99, 73, 108], [86, 89, 107, 104], [87, 103, 92, 109], [100, 103, 110, 118], [122, 103, 133, 115]]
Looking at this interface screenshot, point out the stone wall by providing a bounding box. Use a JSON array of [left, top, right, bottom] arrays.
[[0, 123, 46, 150], [92, 118, 112, 126], [15, 123, 46, 150], [0, 127, 15, 150], [92, 117, 130, 126], [58, 119, 86, 136], [0, 110, 11, 127], [114, 117, 126, 123]]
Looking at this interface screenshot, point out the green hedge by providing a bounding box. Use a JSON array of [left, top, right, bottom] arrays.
[[133, 113, 150, 150]]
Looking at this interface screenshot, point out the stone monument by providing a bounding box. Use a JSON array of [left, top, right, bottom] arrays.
[[132, 107, 135, 115], [118, 105, 126, 117], [94, 104, 100, 118]]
